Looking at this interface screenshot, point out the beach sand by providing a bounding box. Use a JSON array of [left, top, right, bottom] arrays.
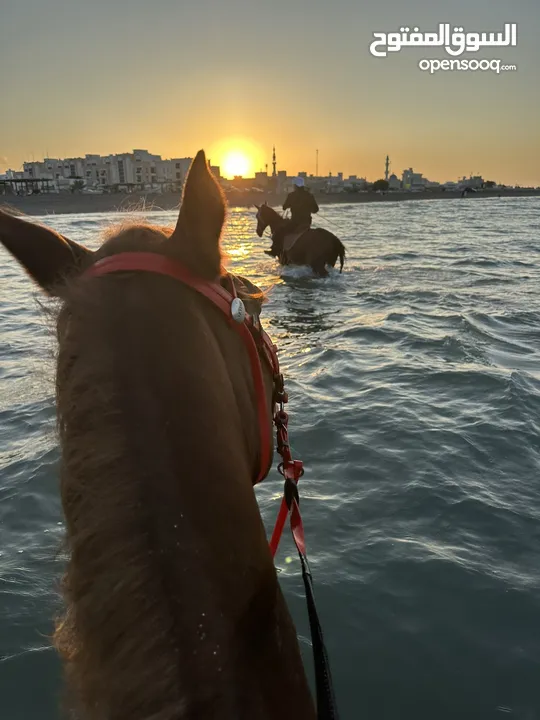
[[1, 188, 539, 217]]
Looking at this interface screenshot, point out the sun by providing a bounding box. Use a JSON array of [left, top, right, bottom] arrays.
[[223, 150, 251, 178], [209, 137, 264, 179]]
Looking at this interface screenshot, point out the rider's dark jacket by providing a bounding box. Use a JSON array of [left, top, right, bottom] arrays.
[[283, 187, 319, 229]]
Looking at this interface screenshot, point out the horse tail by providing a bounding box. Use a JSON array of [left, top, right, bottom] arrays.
[[337, 241, 345, 273]]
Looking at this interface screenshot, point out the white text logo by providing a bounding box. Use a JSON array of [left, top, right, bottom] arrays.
[[418, 58, 517, 74], [370, 23, 517, 58]]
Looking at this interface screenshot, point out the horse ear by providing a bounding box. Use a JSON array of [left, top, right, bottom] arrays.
[[254, 204, 260, 210], [0, 209, 92, 295], [167, 150, 226, 279]]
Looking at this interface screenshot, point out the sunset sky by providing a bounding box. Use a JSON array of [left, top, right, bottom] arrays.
[[1, 0, 539, 185]]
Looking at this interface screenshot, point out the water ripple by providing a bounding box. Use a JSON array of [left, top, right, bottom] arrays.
[[1, 197, 540, 719]]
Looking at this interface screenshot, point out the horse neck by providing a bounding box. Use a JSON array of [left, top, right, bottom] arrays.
[[267, 210, 285, 234], [54, 276, 314, 720]]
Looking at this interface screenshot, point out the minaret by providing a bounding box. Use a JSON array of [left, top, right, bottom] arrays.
[[272, 146, 277, 177], [385, 155, 390, 181]]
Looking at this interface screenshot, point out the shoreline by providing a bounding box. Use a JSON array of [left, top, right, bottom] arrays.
[[1, 188, 539, 217]]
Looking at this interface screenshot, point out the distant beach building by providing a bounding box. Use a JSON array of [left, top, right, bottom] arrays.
[[402, 168, 427, 190], [22, 150, 194, 192], [343, 176, 368, 191], [254, 171, 269, 188], [24, 157, 84, 182], [324, 172, 345, 194], [113, 154, 131, 186], [388, 173, 401, 190], [83, 154, 117, 188], [276, 170, 287, 192], [131, 149, 160, 188], [5, 169, 25, 180], [158, 157, 193, 186], [458, 175, 484, 189]]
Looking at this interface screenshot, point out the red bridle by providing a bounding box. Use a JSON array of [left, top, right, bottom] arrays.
[[85, 251, 280, 485]]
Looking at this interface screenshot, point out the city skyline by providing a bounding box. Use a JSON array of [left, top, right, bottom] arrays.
[[8, 146, 531, 188], [1, 0, 539, 186], [2, 135, 538, 188]]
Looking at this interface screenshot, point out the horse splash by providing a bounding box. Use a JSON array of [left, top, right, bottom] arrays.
[[255, 202, 346, 277]]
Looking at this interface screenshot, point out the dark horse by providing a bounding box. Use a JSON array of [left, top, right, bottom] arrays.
[[0, 152, 316, 720], [255, 202, 345, 277]]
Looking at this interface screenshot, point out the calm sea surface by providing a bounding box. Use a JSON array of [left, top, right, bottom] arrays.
[[1, 198, 540, 719]]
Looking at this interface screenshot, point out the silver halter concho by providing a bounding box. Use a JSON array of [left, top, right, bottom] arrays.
[[230, 297, 246, 323]]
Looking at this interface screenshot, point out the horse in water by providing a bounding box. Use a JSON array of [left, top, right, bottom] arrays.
[[0, 151, 316, 720], [255, 202, 345, 277]]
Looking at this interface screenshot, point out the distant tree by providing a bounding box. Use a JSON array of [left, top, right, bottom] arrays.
[[372, 179, 389, 192], [484, 180, 496, 188], [71, 179, 85, 194]]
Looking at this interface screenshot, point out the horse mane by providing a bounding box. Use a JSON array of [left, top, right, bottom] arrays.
[[53, 246, 189, 718], [262, 204, 284, 221]]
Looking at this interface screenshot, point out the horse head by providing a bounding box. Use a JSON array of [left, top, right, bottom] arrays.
[[0, 151, 315, 719], [254, 201, 275, 237]]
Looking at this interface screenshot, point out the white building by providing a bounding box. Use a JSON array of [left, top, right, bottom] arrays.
[[5, 169, 25, 179], [158, 157, 193, 186], [402, 168, 427, 190], [114, 153, 136, 185], [22, 150, 195, 191], [343, 176, 368, 191], [388, 173, 401, 190], [458, 175, 484, 189], [23, 157, 85, 181], [324, 173, 345, 193]]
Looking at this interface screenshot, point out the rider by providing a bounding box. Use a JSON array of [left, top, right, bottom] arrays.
[[284, 176, 319, 229], [265, 177, 319, 256]]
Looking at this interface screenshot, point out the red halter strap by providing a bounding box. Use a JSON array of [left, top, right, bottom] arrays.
[[84, 252, 279, 485]]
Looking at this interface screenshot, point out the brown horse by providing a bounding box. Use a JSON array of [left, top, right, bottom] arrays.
[[0, 151, 316, 720], [255, 202, 345, 277]]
